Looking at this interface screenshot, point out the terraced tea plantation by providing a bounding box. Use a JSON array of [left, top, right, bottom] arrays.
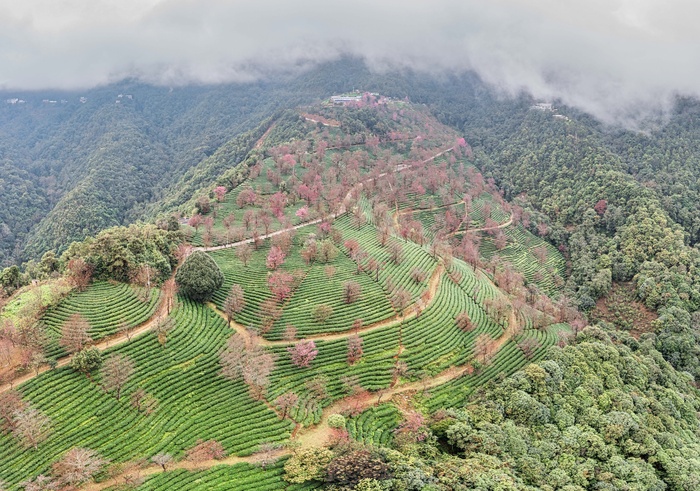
[[128, 461, 322, 491], [41, 281, 160, 357], [0, 300, 291, 486], [0, 101, 574, 490]]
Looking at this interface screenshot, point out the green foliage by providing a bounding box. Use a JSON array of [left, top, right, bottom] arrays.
[[284, 447, 333, 483], [70, 347, 102, 375], [327, 414, 346, 429], [61, 223, 181, 283], [654, 306, 700, 380], [429, 328, 700, 490], [175, 251, 224, 302]]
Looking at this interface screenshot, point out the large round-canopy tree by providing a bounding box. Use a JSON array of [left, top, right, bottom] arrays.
[[175, 251, 224, 302]]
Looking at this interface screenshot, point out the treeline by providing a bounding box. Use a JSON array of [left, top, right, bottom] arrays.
[[0, 59, 506, 267], [420, 104, 700, 381], [1, 222, 182, 299], [282, 326, 700, 490]]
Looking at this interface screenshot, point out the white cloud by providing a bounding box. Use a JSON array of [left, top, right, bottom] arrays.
[[0, 0, 698, 124]]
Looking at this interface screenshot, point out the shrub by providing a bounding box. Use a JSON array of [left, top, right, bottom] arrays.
[[175, 251, 224, 302], [70, 348, 102, 375], [328, 414, 346, 429]]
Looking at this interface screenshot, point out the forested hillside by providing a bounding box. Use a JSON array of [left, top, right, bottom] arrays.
[[2, 61, 700, 490], [0, 61, 388, 265]]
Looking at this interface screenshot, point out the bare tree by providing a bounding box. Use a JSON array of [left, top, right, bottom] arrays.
[[101, 354, 135, 401], [347, 335, 363, 365], [152, 317, 175, 346], [455, 312, 474, 332], [151, 453, 173, 472], [185, 440, 225, 465], [390, 289, 412, 318], [130, 264, 157, 289], [518, 337, 540, 359], [117, 320, 132, 342], [161, 278, 178, 315], [474, 333, 492, 364], [305, 376, 329, 402], [52, 447, 107, 487], [343, 281, 362, 304], [283, 325, 297, 342], [274, 392, 299, 420], [223, 284, 246, 323], [29, 351, 48, 376], [255, 442, 282, 470], [241, 350, 275, 399], [131, 389, 158, 414], [66, 258, 93, 292], [236, 244, 253, 267], [18, 475, 57, 491], [0, 390, 26, 433], [13, 406, 52, 449], [388, 241, 403, 265], [410, 268, 428, 284], [392, 361, 409, 386], [312, 304, 333, 324], [220, 335, 275, 399], [220, 335, 247, 381], [59, 313, 92, 354], [339, 374, 362, 396]]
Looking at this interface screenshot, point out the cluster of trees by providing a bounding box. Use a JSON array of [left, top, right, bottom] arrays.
[[60, 223, 182, 284], [460, 106, 700, 381], [0, 220, 182, 302], [280, 326, 700, 490]]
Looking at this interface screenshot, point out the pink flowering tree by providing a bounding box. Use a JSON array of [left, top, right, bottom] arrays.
[[268, 272, 294, 301], [214, 186, 227, 202], [266, 246, 286, 270], [287, 340, 318, 368], [269, 192, 287, 219], [295, 205, 309, 221]]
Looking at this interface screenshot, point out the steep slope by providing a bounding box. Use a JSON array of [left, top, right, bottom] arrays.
[[0, 100, 573, 489]]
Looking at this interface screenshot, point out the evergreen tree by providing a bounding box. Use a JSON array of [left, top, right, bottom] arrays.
[[175, 251, 224, 302]]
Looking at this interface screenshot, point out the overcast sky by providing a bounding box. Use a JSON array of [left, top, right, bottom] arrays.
[[0, 0, 698, 124]]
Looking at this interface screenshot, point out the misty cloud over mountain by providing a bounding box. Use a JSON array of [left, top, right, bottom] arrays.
[[1, 0, 698, 125]]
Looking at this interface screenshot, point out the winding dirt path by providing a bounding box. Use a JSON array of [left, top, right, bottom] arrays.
[[209, 263, 444, 347], [82, 449, 289, 491], [84, 361, 476, 491], [0, 287, 175, 395], [448, 215, 513, 237], [195, 146, 457, 253], [287, 363, 474, 449]]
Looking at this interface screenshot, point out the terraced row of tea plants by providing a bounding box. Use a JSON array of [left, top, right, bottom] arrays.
[[0, 300, 290, 486], [477, 225, 566, 297], [121, 460, 321, 491], [260, 253, 515, 426], [40, 281, 160, 358], [210, 233, 397, 340]]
